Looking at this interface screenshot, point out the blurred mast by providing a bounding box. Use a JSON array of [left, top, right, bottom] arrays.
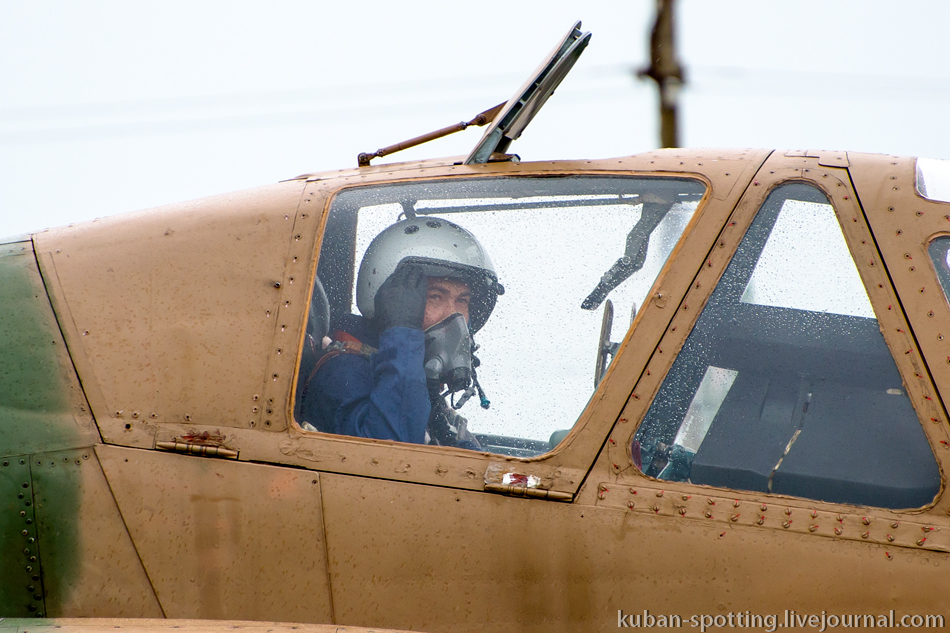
[[638, 0, 684, 148]]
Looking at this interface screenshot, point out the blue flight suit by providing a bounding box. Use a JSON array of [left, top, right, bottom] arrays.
[[300, 315, 431, 443]]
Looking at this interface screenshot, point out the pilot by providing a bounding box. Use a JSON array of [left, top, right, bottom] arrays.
[[297, 216, 503, 450]]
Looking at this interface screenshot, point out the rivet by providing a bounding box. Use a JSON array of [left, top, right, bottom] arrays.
[[918, 538, 927, 546], [627, 501, 635, 509], [704, 510, 713, 518], [891, 521, 900, 529], [757, 516, 765, 525], [682, 494, 691, 501], [808, 524, 818, 532], [707, 498, 715, 505], [598, 483, 607, 492], [837, 515, 844, 523], [861, 532, 869, 539], [629, 488, 637, 494], [760, 504, 767, 512], [785, 508, 792, 516], [862, 517, 870, 525], [834, 527, 843, 535], [679, 508, 686, 516], [887, 534, 895, 542], [733, 500, 740, 508], [653, 504, 660, 513], [731, 514, 739, 522], [264, 420, 271, 427], [930, 311, 935, 318], [656, 490, 664, 497], [132, 412, 139, 419], [782, 521, 792, 529], [598, 491, 607, 500], [810, 510, 818, 519], [21, 530, 28, 536]]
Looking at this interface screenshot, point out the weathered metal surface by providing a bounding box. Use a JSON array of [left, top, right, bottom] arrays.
[[30, 448, 162, 617], [596, 480, 949, 552], [0, 241, 98, 458], [96, 444, 333, 623], [34, 180, 308, 443], [849, 153, 950, 436], [320, 471, 948, 633], [0, 620, 422, 633]]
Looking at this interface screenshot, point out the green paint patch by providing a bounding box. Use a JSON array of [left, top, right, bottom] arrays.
[[0, 456, 44, 617], [0, 242, 91, 617], [0, 242, 90, 457]]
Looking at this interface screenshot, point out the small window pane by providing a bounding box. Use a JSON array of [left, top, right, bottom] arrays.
[[930, 234, 950, 304], [634, 182, 940, 509], [917, 158, 950, 204], [740, 199, 874, 318]]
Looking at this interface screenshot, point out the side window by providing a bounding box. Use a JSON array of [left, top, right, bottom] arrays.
[[297, 176, 706, 457], [634, 183, 941, 509], [928, 237, 950, 302]]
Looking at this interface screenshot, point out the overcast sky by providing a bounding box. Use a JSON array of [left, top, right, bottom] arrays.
[[2, 1, 949, 237]]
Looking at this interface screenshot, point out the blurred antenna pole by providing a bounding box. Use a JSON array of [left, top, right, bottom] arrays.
[[638, 0, 684, 148]]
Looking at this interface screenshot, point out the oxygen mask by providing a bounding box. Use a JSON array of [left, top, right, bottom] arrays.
[[423, 313, 490, 410]]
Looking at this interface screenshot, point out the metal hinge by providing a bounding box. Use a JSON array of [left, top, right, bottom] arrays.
[[156, 441, 238, 459], [484, 483, 573, 502]]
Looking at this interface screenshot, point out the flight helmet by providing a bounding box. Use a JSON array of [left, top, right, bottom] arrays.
[[356, 216, 504, 333]]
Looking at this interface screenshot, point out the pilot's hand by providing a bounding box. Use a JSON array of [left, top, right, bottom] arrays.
[[375, 263, 427, 331]]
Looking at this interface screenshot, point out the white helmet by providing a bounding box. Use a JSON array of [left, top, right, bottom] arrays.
[[356, 216, 503, 333]]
